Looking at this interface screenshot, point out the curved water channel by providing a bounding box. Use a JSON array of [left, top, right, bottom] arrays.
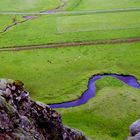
[[49, 73, 140, 108]]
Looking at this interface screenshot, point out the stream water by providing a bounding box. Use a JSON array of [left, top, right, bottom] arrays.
[[49, 74, 140, 108]]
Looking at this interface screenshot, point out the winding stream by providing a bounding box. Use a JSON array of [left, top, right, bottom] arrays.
[[49, 74, 140, 108]]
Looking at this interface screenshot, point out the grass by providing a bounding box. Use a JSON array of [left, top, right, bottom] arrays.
[[0, 0, 140, 47], [1, 0, 140, 12], [0, 0, 61, 12], [57, 11, 140, 33], [0, 0, 140, 139], [0, 15, 13, 31], [0, 15, 24, 31], [65, 0, 140, 11], [0, 42, 140, 139], [0, 10, 140, 47], [61, 87, 140, 140]]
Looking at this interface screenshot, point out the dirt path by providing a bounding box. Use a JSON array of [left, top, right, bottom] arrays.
[[0, 37, 140, 52], [1, 7, 140, 15]]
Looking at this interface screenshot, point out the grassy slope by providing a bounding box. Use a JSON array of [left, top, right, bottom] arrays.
[[0, 0, 61, 12], [0, 10, 140, 47], [61, 87, 140, 140], [0, 42, 140, 139], [65, 0, 140, 11]]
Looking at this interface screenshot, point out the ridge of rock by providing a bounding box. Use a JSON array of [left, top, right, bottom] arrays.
[[0, 79, 87, 140]]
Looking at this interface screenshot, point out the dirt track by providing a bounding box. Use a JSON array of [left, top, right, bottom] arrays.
[[0, 37, 140, 52]]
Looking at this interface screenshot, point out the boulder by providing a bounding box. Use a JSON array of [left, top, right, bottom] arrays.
[[125, 137, 133, 140], [133, 132, 140, 140], [130, 119, 140, 136]]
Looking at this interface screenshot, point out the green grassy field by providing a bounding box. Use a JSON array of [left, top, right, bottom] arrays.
[[0, 0, 140, 47], [0, 42, 140, 139], [0, 0, 140, 139], [0, 15, 13, 31], [65, 0, 140, 11], [0, 15, 24, 31], [57, 11, 140, 33], [0, 0, 61, 12], [1, 0, 139, 12], [0, 10, 140, 47]]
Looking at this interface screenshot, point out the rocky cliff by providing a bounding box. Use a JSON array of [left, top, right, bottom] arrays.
[[0, 79, 87, 140]]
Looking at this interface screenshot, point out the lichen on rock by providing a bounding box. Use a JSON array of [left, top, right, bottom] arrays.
[[0, 78, 87, 140]]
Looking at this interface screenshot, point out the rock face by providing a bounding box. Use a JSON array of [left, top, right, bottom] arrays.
[[0, 79, 87, 140]]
